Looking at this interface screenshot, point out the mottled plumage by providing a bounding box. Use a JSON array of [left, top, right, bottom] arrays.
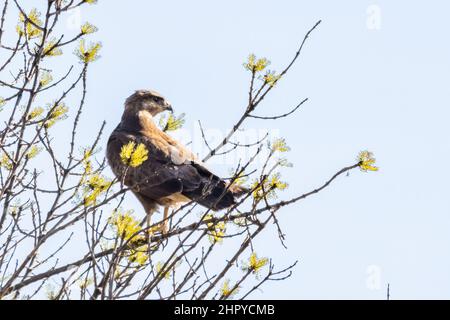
[[107, 90, 246, 230]]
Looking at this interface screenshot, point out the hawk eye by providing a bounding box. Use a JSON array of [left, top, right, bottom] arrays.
[[153, 96, 163, 103]]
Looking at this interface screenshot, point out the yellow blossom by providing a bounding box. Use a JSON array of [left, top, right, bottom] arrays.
[[132, 144, 149, 166], [83, 148, 92, 161], [128, 248, 149, 266], [229, 169, 248, 187], [263, 70, 281, 87], [0, 152, 13, 170], [80, 149, 93, 176], [244, 54, 270, 72], [155, 262, 172, 280], [120, 142, 134, 162], [277, 158, 293, 168], [44, 103, 68, 128], [78, 278, 94, 289], [108, 210, 150, 265], [251, 173, 288, 201], [9, 205, 19, 217], [83, 174, 111, 206], [114, 269, 124, 280], [358, 150, 379, 172], [43, 39, 63, 57], [83, 159, 92, 176], [81, 22, 98, 35], [45, 285, 57, 300], [233, 217, 249, 227], [221, 279, 240, 298], [203, 214, 226, 244], [25, 145, 40, 160], [75, 39, 102, 63], [84, 0, 98, 4], [120, 141, 149, 167], [109, 210, 145, 243], [0, 97, 5, 108], [271, 138, 290, 153], [16, 8, 42, 39], [27, 107, 44, 120], [159, 113, 185, 132], [244, 252, 269, 274], [39, 71, 53, 87]]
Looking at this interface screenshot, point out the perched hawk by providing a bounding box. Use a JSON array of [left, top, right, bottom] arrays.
[[107, 90, 247, 231]]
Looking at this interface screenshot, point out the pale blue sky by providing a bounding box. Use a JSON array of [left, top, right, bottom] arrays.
[[87, 0, 450, 299], [4, 0, 450, 299]]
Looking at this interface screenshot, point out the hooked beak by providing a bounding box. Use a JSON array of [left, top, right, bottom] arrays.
[[165, 103, 173, 113]]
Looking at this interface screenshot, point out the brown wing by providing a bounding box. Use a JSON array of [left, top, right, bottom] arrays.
[[107, 128, 238, 210], [107, 129, 200, 198]]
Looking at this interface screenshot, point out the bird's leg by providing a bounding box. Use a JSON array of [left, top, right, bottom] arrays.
[[145, 209, 154, 251], [146, 209, 154, 231], [161, 206, 169, 234], [133, 192, 156, 236]]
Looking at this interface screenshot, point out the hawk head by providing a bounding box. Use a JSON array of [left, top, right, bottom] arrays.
[[124, 89, 173, 116]]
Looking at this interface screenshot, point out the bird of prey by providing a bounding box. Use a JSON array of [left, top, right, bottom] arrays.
[[107, 90, 247, 232]]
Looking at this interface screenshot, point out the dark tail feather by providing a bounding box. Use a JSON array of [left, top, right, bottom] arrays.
[[183, 163, 250, 211], [183, 180, 248, 211]]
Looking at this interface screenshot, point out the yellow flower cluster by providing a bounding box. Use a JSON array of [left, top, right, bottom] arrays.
[[81, 22, 98, 35], [81, 148, 93, 176], [128, 249, 149, 265], [16, 8, 42, 39], [84, 0, 98, 4], [244, 252, 269, 274], [221, 279, 240, 298], [110, 210, 144, 243], [120, 141, 149, 167], [83, 148, 92, 160], [233, 217, 249, 227], [25, 145, 41, 160], [277, 158, 293, 168], [0, 97, 5, 108], [75, 39, 102, 64], [229, 169, 248, 187], [44, 103, 68, 128], [83, 174, 111, 206], [27, 107, 44, 120], [159, 113, 185, 132], [43, 39, 63, 57], [263, 70, 282, 87], [244, 54, 270, 72], [155, 262, 172, 280], [204, 214, 226, 244], [9, 205, 19, 217], [46, 286, 57, 300], [0, 152, 13, 170], [271, 138, 290, 153], [78, 278, 94, 290], [109, 210, 151, 266], [358, 150, 379, 172], [251, 173, 288, 201], [39, 71, 53, 87]]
